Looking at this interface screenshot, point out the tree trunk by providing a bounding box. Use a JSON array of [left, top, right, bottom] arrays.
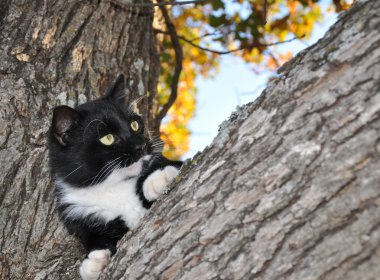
[[103, 0, 380, 279], [1, 0, 379, 280], [0, 0, 158, 279]]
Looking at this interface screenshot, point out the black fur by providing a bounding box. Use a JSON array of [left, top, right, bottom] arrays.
[[48, 74, 182, 256]]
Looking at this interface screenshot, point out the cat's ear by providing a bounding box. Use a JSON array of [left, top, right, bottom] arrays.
[[52, 106, 80, 146], [105, 74, 126, 102]]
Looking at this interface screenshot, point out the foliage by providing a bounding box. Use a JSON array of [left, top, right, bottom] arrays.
[[156, 0, 351, 159]]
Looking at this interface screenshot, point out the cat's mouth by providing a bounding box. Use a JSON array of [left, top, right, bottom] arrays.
[[120, 158, 136, 168], [120, 153, 146, 168]]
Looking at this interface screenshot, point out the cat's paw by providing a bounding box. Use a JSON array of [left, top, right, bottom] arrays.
[[143, 166, 179, 201], [79, 249, 111, 280]]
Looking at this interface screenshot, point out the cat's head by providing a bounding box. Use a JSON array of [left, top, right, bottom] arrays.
[[49, 75, 161, 187]]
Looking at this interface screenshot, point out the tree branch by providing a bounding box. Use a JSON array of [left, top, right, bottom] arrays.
[[155, 0, 183, 129], [187, 30, 224, 42], [111, 0, 211, 8], [155, 29, 304, 55]]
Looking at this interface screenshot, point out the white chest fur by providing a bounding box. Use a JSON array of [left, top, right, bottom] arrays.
[[56, 158, 150, 229]]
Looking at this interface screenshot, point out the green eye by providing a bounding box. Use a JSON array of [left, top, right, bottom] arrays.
[[131, 121, 139, 132], [100, 134, 114, 145]]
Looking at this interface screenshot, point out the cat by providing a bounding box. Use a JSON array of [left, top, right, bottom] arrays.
[[48, 75, 182, 280]]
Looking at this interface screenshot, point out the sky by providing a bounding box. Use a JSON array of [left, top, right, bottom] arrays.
[[184, 4, 339, 159]]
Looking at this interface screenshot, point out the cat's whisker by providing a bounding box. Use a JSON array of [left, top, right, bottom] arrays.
[[150, 135, 161, 141], [92, 158, 121, 186], [152, 148, 163, 154], [89, 157, 121, 186], [96, 157, 121, 176], [150, 141, 164, 152], [152, 144, 163, 150], [63, 165, 83, 179], [150, 137, 162, 143], [91, 165, 117, 186], [128, 95, 146, 113], [145, 129, 161, 142], [152, 153, 163, 161], [150, 139, 162, 144], [155, 143, 163, 148], [99, 160, 122, 185], [97, 158, 124, 183], [150, 138, 163, 145]]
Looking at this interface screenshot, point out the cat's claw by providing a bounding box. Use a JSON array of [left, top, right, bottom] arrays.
[[162, 187, 170, 195], [143, 166, 179, 201], [79, 249, 111, 280]]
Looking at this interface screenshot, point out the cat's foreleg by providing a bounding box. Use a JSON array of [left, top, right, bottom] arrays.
[[66, 223, 118, 280], [79, 249, 111, 280], [142, 166, 179, 201]]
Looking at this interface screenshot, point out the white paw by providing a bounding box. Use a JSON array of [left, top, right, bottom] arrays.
[[79, 249, 111, 280], [143, 166, 179, 201]]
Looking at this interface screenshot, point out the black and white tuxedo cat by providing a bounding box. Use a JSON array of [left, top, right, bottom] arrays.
[[48, 75, 182, 280]]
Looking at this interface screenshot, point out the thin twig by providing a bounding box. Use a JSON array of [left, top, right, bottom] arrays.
[[115, 0, 211, 8], [155, 0, 183, 129], [267, 50, 280, 68], [155, 29, 304, 55], [155, 26, 232, 43], [188, 31, 221, 42], [263, 0, 268, 25]]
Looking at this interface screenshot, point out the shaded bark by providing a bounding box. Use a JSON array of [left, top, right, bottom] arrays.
[[102, 0, 380, 279], [0, 0, 158, 279]]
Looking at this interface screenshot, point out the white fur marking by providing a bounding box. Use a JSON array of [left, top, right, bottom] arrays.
[[56, 157, 151, 229], [79, 249, 111, 280], [143, 166, 179, 201]]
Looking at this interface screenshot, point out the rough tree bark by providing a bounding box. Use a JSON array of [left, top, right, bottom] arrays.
[[102, 0, 380, 279], [0, 0, 159, 279], [0, 0, 379, 280]]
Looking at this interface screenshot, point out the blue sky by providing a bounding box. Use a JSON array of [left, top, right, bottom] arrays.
[[184, 4, 339, 158]]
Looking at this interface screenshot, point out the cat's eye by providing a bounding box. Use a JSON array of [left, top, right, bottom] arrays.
[[130, 121, 139, 132], [99, 134, 115, 145]]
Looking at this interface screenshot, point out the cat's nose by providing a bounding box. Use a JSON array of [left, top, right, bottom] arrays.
[[135, 143, 146, 153]]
